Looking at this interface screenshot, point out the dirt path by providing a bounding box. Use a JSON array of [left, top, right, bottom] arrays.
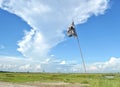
[[0, 81, 89, 87], [0, 82, 35, 87]]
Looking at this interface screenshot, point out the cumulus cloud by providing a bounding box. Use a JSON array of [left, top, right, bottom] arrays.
[[0, 56, 120, 73], [0, 0, 112, 72], [86, 57, 120, 73], [0, 56, 40, 72], [0, 0, 110, 60], [0, 56, 70, 72], [60, 61, 66, 65]]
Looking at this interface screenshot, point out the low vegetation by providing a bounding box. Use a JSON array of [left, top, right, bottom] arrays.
[[0, 72, 120, 87]]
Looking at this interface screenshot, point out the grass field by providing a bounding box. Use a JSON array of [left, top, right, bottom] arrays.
[[0, 72, 120, 87]]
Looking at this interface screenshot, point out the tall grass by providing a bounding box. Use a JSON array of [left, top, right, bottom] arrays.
[[0, 72, 120, 87]]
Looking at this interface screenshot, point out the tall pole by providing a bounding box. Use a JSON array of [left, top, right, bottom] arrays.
[[75, 31, 87, 73], [68, 21, 87, 73], [76, 36, 87, 73]]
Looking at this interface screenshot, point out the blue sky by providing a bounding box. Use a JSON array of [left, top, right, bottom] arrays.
[[0, 9, 30, 56], [51, 0, 120, 63], [0, 0, 120, 73]]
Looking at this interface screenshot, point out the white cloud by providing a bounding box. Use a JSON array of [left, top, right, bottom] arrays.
[[0, 0, 110, 60], [73, 0, 110, 23], [60, 61, 66, 65], [61, 57, 120, 73], [0, 0, 112, 72], [86, 57, 120, 73], [19, 64, 31, 70], [0, 56, 69, 72], [0, 56, 120, 73]]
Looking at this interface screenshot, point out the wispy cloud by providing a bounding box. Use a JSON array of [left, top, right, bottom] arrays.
[[0, 0, 111, 72]]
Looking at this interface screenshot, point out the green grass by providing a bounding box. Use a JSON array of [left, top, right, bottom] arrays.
[[0, 72, 120, 87]]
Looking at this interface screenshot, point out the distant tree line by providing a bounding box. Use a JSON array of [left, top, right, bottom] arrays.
[[0, 71, 11, 73]]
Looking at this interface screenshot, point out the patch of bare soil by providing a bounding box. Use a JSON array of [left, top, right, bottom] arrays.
[[0, 81, 89, 87], [0, 81, 35, 87], [26, 82, 89, 87]]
